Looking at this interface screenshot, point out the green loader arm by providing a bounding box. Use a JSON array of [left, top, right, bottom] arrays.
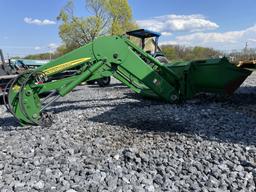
[[6, 35, 251, 126]]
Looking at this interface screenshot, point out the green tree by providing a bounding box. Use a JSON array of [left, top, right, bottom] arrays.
[[54, 44, 73, 57], [161, 45, 177, 60], [10, 56, 21, 59], [161, 44, 221, 61], [57, 0, 137, 51], [24, 53, 52, 60], [57, 0, 108, 50], [106, 0, 137, 35]]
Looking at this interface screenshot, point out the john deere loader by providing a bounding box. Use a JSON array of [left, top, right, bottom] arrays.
[[4, 29, 252, 126]]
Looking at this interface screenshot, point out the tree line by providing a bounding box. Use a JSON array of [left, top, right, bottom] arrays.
[[161, 45, 222, 61]]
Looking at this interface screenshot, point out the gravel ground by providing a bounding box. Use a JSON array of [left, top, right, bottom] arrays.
[[0, 73, 256, 192]]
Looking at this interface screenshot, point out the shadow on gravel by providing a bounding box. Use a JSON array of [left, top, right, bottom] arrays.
[[191, 90, 256, 119], [0, 117, 20, 128], [227, 92, 256, 106], [89, 101, 256, 146], [88, 89, 256, 146], [89, 105, 187, 133], [52, 97, 130, 106], [191, 94, 256, 107], [48, 103, 119, 114], [238, 86, 256, 94], [1, 86, 255, 146]]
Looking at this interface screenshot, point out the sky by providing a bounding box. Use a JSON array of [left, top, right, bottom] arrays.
[[0, 0, 256, 57]]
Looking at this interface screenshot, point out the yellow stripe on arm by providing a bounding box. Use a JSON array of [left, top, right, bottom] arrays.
[[43, 58, 91, 75]]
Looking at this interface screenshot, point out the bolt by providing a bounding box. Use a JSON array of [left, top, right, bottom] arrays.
[[170, 95, 178, 101], [113, 53, 119, 59], [23, 99, 28, 104], [32, 114, 38, 119], [102, 57, 108, 63], [26, 90, 32, 96]]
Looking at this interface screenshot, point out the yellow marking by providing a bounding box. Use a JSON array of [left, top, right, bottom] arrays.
[[12, 85, 21, 92], [43, 57, 90, 75]]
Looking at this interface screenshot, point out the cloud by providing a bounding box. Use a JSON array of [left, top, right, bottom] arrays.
[[34, 46, 41, 50], [248, 38, 256, 43], [160, 25, 256, 50], [24, 17, 56, 25], [161, 32, 172, 36], [137, 14, 219, 35], [48, 43, 58, 49]]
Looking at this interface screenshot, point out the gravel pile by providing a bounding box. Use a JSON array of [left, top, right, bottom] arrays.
[[0, 73, 256, 192]]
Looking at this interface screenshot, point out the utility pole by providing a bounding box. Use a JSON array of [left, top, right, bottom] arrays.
[[245, 42, 248, 53], [48, 46, 53, 60], [243, 42, 249, 61]]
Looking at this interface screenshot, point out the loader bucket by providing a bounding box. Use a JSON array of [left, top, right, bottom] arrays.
[[168, 58, 252, 98]]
